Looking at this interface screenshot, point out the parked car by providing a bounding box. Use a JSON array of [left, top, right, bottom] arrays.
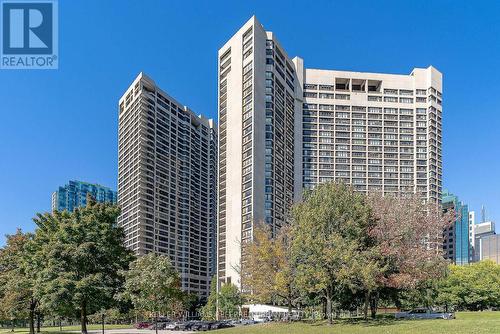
[[252, 314, 270, 323], [217, 321, 235, 329], [134, 322, 151, 329], [207, 322, 221, 330], [148, 321, 170, 330], [228, 319, 241, 326], [208, 321, 232, 330], [196, 321, 216, 331], [177, 321, 197, 331], [395, 308, 455, 320], [149, 322, 169, 330], [164, 322, 183, 330]]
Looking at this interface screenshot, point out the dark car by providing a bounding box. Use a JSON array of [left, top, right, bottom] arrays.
[[149, 322, 170, 330], [177, 321, 196, 331], [190, 321, 211, 331], [208, 322, 221, 330], [218, 321, 235, 329]]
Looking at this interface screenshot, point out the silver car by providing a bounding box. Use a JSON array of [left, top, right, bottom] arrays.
[[395, 308, 455, 320], [164, 322, 182, 330]]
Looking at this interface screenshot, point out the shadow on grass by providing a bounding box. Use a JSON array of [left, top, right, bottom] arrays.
[[301, 314, 401, 327]]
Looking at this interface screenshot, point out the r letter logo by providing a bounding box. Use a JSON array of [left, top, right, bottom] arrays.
[[1, 0, 58, 69]]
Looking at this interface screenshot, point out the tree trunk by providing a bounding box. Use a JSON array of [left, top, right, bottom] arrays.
[[363, 291, 370, 320], [155, 312, 158, 334], [80, 301, 88, 334], [370, 293, 378, 319], [288, 297, 293, 322], [36, 312, 41, 333], [322, 298, 327, 320], [326, 293, 333, 324], [29, 301, 36, 334]]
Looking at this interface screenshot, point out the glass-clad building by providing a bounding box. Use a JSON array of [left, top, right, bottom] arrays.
[[52, 180, 117, 212], [442, 190, 470, 265]]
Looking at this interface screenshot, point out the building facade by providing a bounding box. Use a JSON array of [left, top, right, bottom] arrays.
[[299, 66, 442, 201], [217, 16, 443, 287], [217, 18, 301, 286], [442, 191, 470, 265], [118, 73, 217, 298], [472, 221, 496, 262], [52, 180, 117, 212], [468, 211, 475, 262], [480, 234, 500, 264]]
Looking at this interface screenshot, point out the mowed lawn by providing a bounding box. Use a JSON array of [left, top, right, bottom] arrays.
[[0, 324, 131, 334], [219, 312, 500, 334]]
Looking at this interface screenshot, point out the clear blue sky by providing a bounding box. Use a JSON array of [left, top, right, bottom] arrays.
[[1, 0, 499, 244]]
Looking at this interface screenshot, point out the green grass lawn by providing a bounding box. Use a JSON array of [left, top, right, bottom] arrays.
[[219, 311, 500, 334], [0, 324, 131, 334]]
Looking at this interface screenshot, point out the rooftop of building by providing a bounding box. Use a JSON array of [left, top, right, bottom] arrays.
[[56, 180, 116, 192], [119, 72, 215, 129]]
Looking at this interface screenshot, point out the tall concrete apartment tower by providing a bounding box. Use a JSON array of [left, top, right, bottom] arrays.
[[118, 73, 217, 298], [217, 17, 302, 286], [218, 16, 443, 287]]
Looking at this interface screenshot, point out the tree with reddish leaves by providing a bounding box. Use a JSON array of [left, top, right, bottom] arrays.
[[364, 193, 454, 316]]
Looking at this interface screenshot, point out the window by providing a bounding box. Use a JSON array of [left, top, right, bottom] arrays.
[[319, 104, 334, 110], [319, 93, 334, 99], [319, 84, 334, 91], [304, 84, 318, 90], [399, 89, 413, 96]]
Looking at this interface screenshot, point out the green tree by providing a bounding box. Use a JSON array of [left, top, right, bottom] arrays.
[[437, 261, 500, 310], [292, 182, 373, 324], [0, 230, 40, 334], [217, 283, 241, 319], [122, 253, 182, 334], [34, 197, 134, 334], [200, 278, 217, 320], [398, 278, 441, 310]]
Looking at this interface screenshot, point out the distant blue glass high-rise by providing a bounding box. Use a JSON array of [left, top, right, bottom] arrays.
[[51, 180, 117, 212], [442, 190, 470, 266]]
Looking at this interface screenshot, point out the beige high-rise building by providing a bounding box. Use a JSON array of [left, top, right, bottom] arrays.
[[118, 73, 217, 298], [300, 67, 442, 200], [218, 16, 443, 287]]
